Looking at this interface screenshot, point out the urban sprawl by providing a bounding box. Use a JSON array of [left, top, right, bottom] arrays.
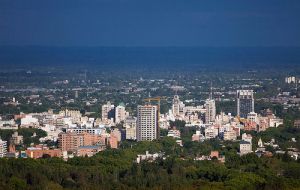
[[1, 75, 300, 162]]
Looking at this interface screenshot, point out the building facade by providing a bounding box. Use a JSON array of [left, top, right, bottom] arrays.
[[58, 132, 103, 152], [223, 130, 237, 141], [11, 131, 23, 145], [136, 105, 158, 141], [101, 101, 115, 121], [125, 117, 137, 140], [115, 104, 126, 124], [26, 146, 62, 159], [240, 141, 252, 155], [205, 99, 216, 124], [237, 90, 254, 118], [172, 95, 181, 116]]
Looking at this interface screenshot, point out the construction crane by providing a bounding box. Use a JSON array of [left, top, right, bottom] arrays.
[[143, 96, 167, 114], [143, 96, 167, 137]]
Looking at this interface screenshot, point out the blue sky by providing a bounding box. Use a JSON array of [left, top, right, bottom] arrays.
[[0, 0, 300, 46]]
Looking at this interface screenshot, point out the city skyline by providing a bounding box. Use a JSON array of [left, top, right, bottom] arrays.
[[0, 1, 300, 189]]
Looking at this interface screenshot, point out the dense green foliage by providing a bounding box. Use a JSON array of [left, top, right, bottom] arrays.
[[245, 127, 300, 151], [0, 125, 300, 189], [0, 135, 300, 189], [0, 128, 47, 147]]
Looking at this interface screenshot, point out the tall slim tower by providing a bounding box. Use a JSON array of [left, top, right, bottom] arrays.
[[136, 105, 158, 141], [115, 104, 126, 124], [237, 90, 254, 118], [205, 99, 216, 124], [172, 95, 180, 116], [205, 83, 216, 124], [101, 101, 115, 121]]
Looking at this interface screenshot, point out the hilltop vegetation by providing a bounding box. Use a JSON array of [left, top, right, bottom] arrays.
[[1, 127, 300, 190]]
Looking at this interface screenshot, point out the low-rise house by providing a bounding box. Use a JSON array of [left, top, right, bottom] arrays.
[[223, 130, 237, 141], [167, 128, 181, 139], [26, 145, 62, 159], [11, 131, 23, 145], [192, 131, 205, 142], [76, 145, 105, 157], [136, 151, 164, 164], [194, 151, 225, 163], [240, 140, 252, 155]]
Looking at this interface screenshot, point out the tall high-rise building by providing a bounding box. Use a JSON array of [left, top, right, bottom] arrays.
[[205, 84, 216, 124], [115, 104, 126, 124], [0, 138, 7, 158], [101, 101, 115, 121], [172, 95, 185, 117], [136, 105, 158, 141], [205, 99, 216, 124], [172, 95, 180, 116], [237, 90, 254, 118]]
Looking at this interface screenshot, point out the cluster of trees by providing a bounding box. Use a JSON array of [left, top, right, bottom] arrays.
[[0, 128, 47, 147], [245, 127, 300, 151], [1, 123, 300, 189], [0, 136, 300, 189]]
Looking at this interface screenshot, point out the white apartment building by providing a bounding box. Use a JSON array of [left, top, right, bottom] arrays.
[[167, 129, 181, 139], [125, 117, 137, 140], [21, 115, 39, 127], [137, 105, 158, 141], [172, 95, 185, 118], [223, 130, 237, 141], [101, 101, 115, 121], [0, 119, 17, 130], [247, 112, 258, 123], [205, 99, 216, 124], [183, 106, 206, 115], [242, 133, 252, 144], [240, 141, 252, 155], [115, 104, 127, 124], [126, 127, 136, 140], [240, 133, 253, 155], [205, 126, 218, 139], [285, 76, 297, 84], [172, 95, 181, 116], [59, 109, 82, 123]]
